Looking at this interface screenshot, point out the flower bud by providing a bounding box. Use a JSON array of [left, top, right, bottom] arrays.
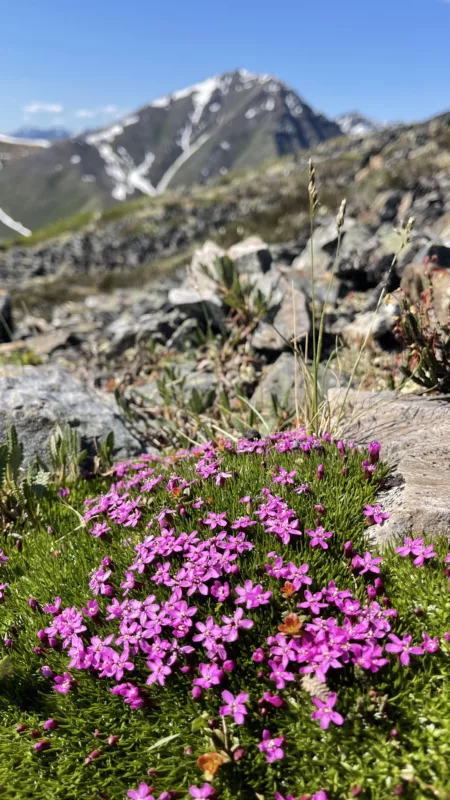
[[233, 747, 245, 762], [28, 598, 38, 610], [223, 660, 235, 672], [107, 735, 120, 746], [84, 749, 101, 764], [37, 630, 48, 644], [192, 686, 202, 701], [43, 719, 58, 731], [344, 540, 353, 557], [16, 724, 28, 733], [252, 648, 265, 663], [41, 666, 54, 679], [33, 739, 50, 752], [30, 729, 41, 739]]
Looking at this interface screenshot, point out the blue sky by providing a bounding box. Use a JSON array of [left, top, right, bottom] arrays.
[[2, 0, 450, 134]]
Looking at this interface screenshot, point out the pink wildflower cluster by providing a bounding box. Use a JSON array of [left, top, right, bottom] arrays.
[[23, 429, 444, 797], [395, 537, 437, 567]]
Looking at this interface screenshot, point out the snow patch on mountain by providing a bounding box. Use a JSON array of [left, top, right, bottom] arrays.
[[0, 207, 31, 236], [156, 132, 211, 194], [151, 96, 171, 109], [262, 98, 275, 111], [128, 152, 156, 196], [86, 124, 124, 146]]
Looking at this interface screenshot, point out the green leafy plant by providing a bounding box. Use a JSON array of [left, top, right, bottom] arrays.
[[0, 426, 50, 531], [48, 424, 88, 484], [395, 282, 450, 393]]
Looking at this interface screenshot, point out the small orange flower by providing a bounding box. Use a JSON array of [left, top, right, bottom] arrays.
[[280, 581, 296, 599], [278, 613, 302, 635], [197, 752, 224, 780]]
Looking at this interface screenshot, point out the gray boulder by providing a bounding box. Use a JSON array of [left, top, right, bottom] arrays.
[[227, 236, 272, 274], [251, 285, 310, 352], [0, 366, 143, 466], [329, 390, 450, 543], [337, 301, 399, 348], [291, 218, 356, 279], [251, 352, 339, 412], [167, 288, 225, 330]]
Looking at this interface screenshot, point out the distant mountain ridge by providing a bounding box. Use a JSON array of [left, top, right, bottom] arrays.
[[11, 126, 72, 141], [335, 112, 382, 137], [0, 69, 342, 238]]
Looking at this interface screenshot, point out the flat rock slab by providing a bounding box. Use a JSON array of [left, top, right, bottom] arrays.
[[0, 365, 144, 467], [331, 390, 450, 542]]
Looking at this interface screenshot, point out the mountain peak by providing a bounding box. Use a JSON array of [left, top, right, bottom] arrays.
[[0, 70, 341, 238], [335, 112, 381, 137]]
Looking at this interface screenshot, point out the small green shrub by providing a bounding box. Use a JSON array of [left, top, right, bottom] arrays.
[[395, 281, 450, 392]]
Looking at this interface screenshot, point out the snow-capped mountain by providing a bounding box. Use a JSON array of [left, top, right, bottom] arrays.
[[0, 69, 341, 237], [11, 126, 72, 141], [335, 112, 381, 137]]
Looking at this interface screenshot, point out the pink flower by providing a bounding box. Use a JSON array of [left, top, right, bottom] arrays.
[[368, 441, 381, 464], [386, 633, 424, 665], [53, 672, 76, 694], [364, 505, 389, 525], [215, 471, 232, 487], [306, 526, 334, 550], [127, 784, 155, 800], [268, 659, 295, 690], [273, 468, 297, 486], [221, 608, 253, 642], [352, 551, 382, 575], [258, 729, 285, 763], [395, 537, 436, 566], [220, 690, 248, 724], [421, 632, 439, 653], [311, 692, 344, 729], [190, 785, 217, 799], [298, 590, 328, 615]]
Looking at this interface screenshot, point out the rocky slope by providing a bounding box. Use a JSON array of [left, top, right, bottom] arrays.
[[0, 69, 341, 239], [0, 133, 51, 169]]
